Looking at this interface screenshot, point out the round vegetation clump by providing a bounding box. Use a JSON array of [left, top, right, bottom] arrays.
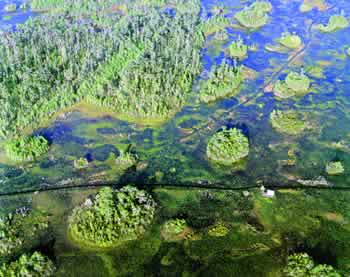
[[284, 253, 341, 277], [326, 161, 344, 175], [207, 222, 229, 237], [68, 185, 156, 248], [273, 71, 311, 99], [4, 135, 49, 162], [278, 32, 302, 49], [227, 36, 248, 59], [73, 157, 89, 169], [270, 110, 307, 135], [316, 14, 349, 33], [235, 1, 272, 29], [207, 128, 249, 165], [162, 219, 187, 236], [199, 62, 242, 103], [0, 251, 55, 276]]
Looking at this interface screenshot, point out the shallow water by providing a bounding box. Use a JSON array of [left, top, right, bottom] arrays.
[[1, 0, 350, 275]]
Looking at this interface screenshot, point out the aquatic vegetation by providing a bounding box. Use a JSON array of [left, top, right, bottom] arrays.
[[278, 32, 302, 49], [162, 218, 187, 237], [68, 186, 156, 248], [305, 65, 325, 79], [273, 71, 311, 99], [0, 209, 48, 258], [326, 161, 344, 175], [207, 128, 249, 165], [284, 253, 341, 276], [316, 14, 349, 33], [115, 148, 138, 171], [0, 251, 55, 276], [74, 157, 89, 169], [199, 61, 242, 103], [213, 30, 228, 41], [234, 1, 272, 29], [270, 110, 307, 135], [227, 36, 248, 59], [207, 222, 229, 237], [4, 4, 17, 12], [4, 136, 49, 162], [200, 15, 230, 36], [299, 0, 328, 12], [347, 48, 350, 57]]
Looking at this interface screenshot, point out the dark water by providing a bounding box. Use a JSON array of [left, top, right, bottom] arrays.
[[1, 0, 350, 275]]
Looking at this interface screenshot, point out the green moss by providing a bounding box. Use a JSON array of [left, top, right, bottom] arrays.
[[0, 210, 48, 259], [4, 4, 16, 12], [0, 252, 55, 276], [278, 32, 302, 49], [199, 62, 242, 103], [227, 36, 248, 59], [273, 71, 311, 99], [73, 157, 89, 169], [284, 253, 341, 277], [326, 161, 344, 175], [4, 136, 49, 162], [270, 110, 307, 135], [207, 128, 249, 165], [316, 14, 349, 33], [68, 185, 156, 249], [234, 1, 272, 29], [207, 222, 229, 237]]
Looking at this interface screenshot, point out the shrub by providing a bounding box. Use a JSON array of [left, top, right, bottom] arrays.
[[199, 61, 242, 103], [326, 161, 344, 175], [68, 185, 156, 248], [207, 128, 249, 165], [4, 136, 49, 162], [207, 222, 229, 237], [270, 110, 306, 135], [0, 252, 55, 276], [317, 14, 349, 32], [284, 253, 341, 277], [278, 32, 302, 49], [227, 36, 248, 59]]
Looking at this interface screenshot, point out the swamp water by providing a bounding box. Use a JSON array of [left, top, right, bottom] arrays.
[[1, 0, 350, 276]]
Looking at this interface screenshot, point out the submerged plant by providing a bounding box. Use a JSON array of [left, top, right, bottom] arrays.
[[227, 36, 248, 59], [284, 253, 341, 277], [4, 4, 17, 12], [316, 14, 349, 32], [200, 15, 230, 36], [207, 128, 249, 165], [199, 61, 242, 103], [0, 252, 55, 276], [278, 32, 302, 49], [326, 161, 344, 175], [4, 136, 49, 162], [68, 185, 156, 248], [270, 110, 307, 135], [235, 1, 272, 29], [273, 71, 311, 99]]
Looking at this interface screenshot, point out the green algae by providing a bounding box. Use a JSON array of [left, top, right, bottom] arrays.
[[316, 14, 349, 33], [273, 71, 311, 99], [278, 32, 302, 49], [234, 1, 272, 29], [326, 161, 344, 175], [227, 36, 248, 59]]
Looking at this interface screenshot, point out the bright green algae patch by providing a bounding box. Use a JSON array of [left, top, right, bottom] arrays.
[[0, 252, 55, 276], [234, 1, 272, 29], [316, 14, 349, 33], [273, 71, 311, 99], [270, 110, 307, 135], [227, 36, 248, 59], [199, 62, 242, 103], [207, 128, 249, 165], [326, 161, 345, 175], [4, 136, 49, 162], [68, 186, 156, 249]]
